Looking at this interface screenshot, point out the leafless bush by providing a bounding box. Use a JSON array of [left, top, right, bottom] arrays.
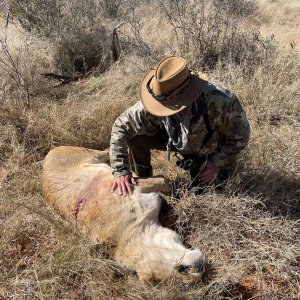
[[120, 2, 174, 66], [158, 0, 275, 73], [213, 0, 258, 17], [56, 26, 112, 75], [9, 0, 63, 36], [126, 6, 160, 60], [124, 0, 274, 74], [100, 0, 123, 18], [9, 0, 121, 75]]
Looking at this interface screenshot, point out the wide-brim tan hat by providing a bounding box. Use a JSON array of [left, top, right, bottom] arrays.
[[140, 56, 208, 117]]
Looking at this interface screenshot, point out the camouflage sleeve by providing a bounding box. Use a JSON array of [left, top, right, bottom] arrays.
[[208, 93, 250, 168], [110, 101, 161, 177]]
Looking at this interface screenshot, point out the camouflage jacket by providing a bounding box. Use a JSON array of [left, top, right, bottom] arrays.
[[110, 83, 250, 177]]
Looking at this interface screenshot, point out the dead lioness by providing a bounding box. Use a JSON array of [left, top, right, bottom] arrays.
[[42, 146, 205, 283]]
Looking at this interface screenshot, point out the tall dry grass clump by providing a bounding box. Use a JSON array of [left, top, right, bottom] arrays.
[[1, 0, 300, 299]]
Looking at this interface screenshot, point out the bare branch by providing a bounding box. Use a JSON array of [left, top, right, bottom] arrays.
[[0, 5, 30, 108], [42, 71, 93, 86], [113, 21, 125, 32]]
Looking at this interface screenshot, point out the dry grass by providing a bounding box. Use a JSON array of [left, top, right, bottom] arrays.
[[258, 0, 300, 53], [1, 0, 300, 299]]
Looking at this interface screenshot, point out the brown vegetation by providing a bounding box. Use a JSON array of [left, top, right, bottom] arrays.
[[0, 0, 299, 299]]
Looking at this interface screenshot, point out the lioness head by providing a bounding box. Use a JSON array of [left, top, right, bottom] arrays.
[[136, 247, 205, 283], [174, 249, 205, 283]]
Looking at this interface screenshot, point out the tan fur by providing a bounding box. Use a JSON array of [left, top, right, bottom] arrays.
[[42, 146, 205, 283]]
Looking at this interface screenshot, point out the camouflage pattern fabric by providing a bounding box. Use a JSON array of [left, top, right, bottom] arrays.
[[110, 83, 250, 177]]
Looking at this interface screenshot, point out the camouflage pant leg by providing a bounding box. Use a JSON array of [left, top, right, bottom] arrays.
[[127, 130, 168, 177]]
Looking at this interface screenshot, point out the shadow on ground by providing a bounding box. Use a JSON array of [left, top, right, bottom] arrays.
[[160, 167, 300, 222], [233, 168, 300, 220]]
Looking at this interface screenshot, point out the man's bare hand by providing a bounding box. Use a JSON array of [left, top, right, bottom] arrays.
[[198, 161, 220, 185], [111, 173, 137, 197]]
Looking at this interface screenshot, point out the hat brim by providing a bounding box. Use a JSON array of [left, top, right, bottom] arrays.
[[140, 69, 208, 117]]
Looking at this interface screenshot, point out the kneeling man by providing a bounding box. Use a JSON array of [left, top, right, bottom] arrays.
[[110, 56, 250, 196]]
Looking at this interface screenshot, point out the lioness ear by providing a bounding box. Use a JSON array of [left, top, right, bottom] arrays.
[[136, 176, 170, 194]]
